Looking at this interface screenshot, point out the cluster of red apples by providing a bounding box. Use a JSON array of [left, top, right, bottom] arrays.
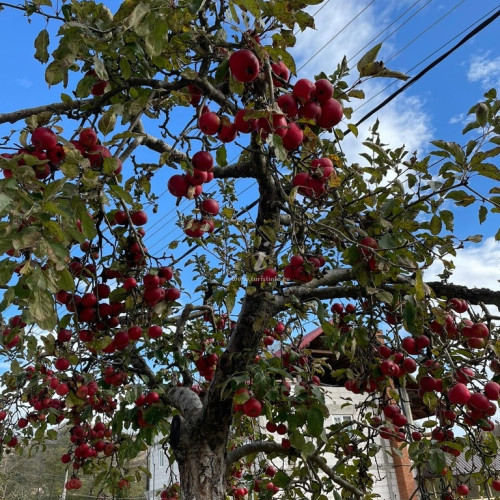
[[220, 48, 343, 151], [167, 150, 220, 238], [191, 50, 342, 152], [340, 296, 499, 475], [1, 126, 120, 181], [283, 254, 326, 283]]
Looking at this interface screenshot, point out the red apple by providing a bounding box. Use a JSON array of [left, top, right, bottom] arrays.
[[234, 109, 256, 133], [198, 112, 221, 135], [31, 127, 58, 151], [243, 397, 262, 418], [229, 49, 260, 83], [131, 210, 148, 226], [317, 98, 343, 129], [282, 122, 304, 151], [292, 79, 316, 103], [314, 78, 334, 103], [192, 151, 214, 171], [168, 175, 190, 198], [201, 198, 220, 216], [79, 128, 98, 149], [448, 383, 471, 405], [277, 93, 299, 118]]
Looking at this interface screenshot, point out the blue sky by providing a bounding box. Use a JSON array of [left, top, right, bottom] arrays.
[[0, 0, 499, 321]]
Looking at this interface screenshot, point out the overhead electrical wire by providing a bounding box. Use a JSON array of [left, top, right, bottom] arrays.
[[161, 4, 500, 310], [384, 0, 469, 66], [347, 0, 433, 65], [353, 4, 500, 114], [296, 0, 377, 73], [350, 6, 500, 131]]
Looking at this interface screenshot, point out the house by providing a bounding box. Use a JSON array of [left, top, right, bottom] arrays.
[[146, 324, 418, 499]]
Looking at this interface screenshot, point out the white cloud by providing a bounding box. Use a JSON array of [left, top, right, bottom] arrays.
[[291, 2, 434, 163], [343, 88, 433, 161], [425, 237, 500, 312], [467, 52, 500, 90], [448, 112, 465, 125]]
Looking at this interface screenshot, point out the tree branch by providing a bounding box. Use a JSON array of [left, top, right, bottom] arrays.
[[173, 304, 195, 386], [427, 281, 500, 308], [226, 441, 364, 498], [276, 268, 355, 306], [167, 385, 203, 420], [0, 99, 93, 125]]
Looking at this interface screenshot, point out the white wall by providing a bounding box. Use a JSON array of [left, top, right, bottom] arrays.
[[321, 385, 402, 500], [145, 384, 407, 499]]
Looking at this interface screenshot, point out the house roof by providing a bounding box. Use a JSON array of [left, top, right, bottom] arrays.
[[298, 324, 324, 349]]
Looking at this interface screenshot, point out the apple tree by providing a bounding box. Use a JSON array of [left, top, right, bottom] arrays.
[[0, 0, 499, 499]]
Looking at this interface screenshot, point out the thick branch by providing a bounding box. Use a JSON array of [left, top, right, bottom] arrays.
[[226, 441, 364, 498], [173, 304, 195, 386], [167, 385, 203, 420], [427, 281, 500, 308], [0, 99, 93, 125], [129, 352, 158, 385], [139, 131, 189, 164], [276, 268, 355, 306]]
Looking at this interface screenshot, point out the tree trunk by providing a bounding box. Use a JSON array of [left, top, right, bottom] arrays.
[[177, 440, 227, 500], [170, 414, 228, 500]]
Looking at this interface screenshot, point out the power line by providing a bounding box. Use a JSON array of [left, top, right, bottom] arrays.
[[297, 0, 377, 73], [348, 0, 432, 65], [353, 4, 500, 113], [350, 6, 500, 131], [384, 0, 469, 66]]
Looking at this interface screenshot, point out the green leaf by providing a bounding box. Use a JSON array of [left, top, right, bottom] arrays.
[[465, 234, 482, 243], [289, 430, 306, 451], [347, 123, 358, 137], [357, 43, 382, 74], [126, 2, 150, 29], [0, 259, 16, 285], [403, 301, 417, 333], [479, 205, 487, 224], [306, 407, 324, 437], [229, 72, 244, 95], [57, 268, 75, 292], [295, 10, 315, 30], [273, 470, 291, 489], [347, 89, 365, 99], [189, 0, 206, 14], [108, 184, 134, 205], [445, 190, 475, 207], [45, 61, 64, 86], [429, 448, 446, 474], [0, 192, 12, 213], [34, 29, 49, 63], [440, 209, 454, 231], [119, 57, 132, 80], [98, 110, 117, 136], [216, 144, 227, 167], [414, 270, 425, 301], [214, 58, 229, 84], [74, 203, 97, 240], [430, 215, 442, 236], [375, 290, 393, 304], [472, 162, 500, 181], [30, 288, 56, 330]]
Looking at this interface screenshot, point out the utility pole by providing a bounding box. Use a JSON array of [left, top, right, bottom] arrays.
[[60, 469, 68, 500]]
